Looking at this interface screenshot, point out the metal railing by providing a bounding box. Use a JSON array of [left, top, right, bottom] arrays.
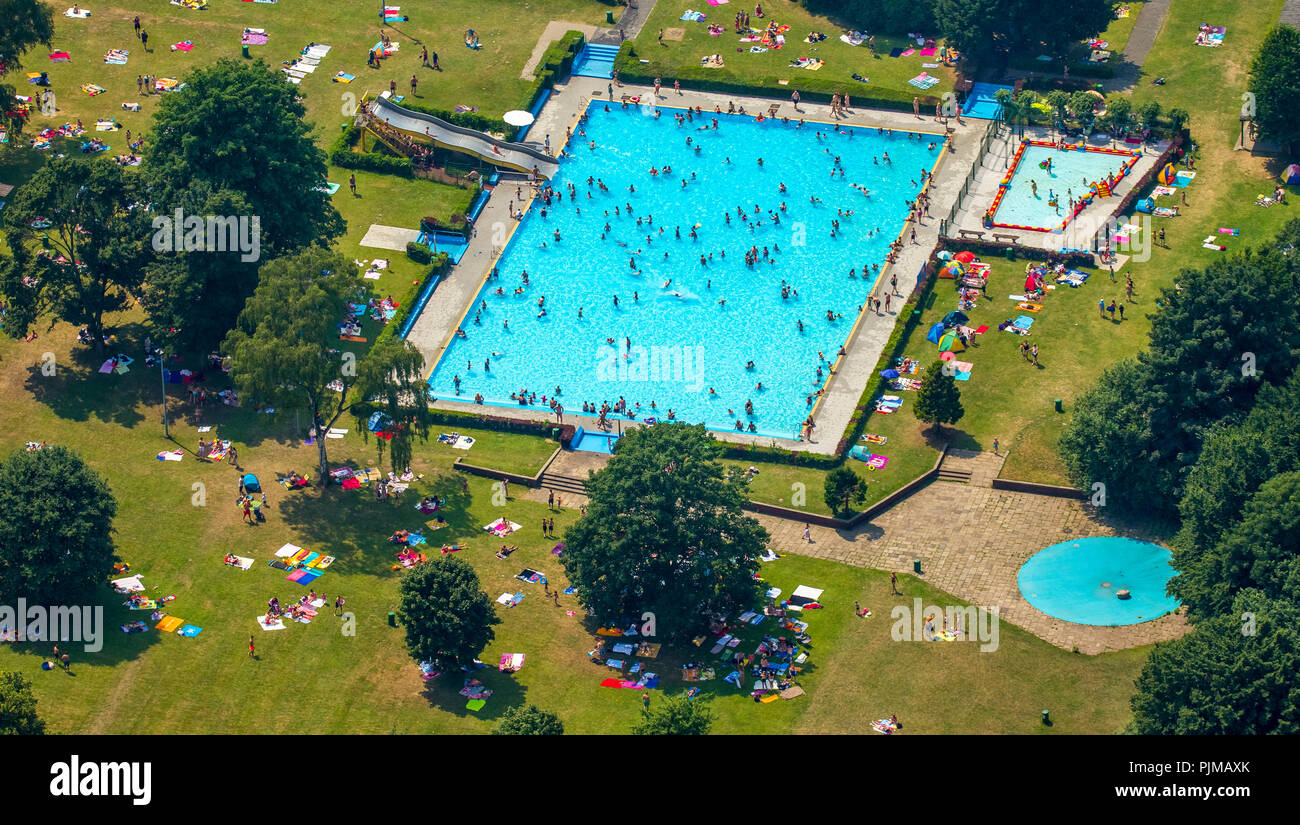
[[942, 118, 1002, 235]]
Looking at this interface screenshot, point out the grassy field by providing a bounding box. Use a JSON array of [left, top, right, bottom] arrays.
[[0, 319, 1148, 734], [627, 2, 955, 103], [1102, 1, 1145, 57]]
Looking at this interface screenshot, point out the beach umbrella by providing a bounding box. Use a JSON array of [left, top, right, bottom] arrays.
[[936, 250, 953, 261], [939, 350, 955, 361], [503, 110, 535, 127], [953, 251, 976, 263], [1282, 164, 1300, 185]]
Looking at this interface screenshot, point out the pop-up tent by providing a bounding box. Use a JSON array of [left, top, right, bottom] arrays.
[[1282, 164, 1300, 185], [1133, 197, 1155, 214], [243, 473, 261, 493], [926, 322, 946, 344], [938, 329, 966, 353], [942, 310, 969, 327]]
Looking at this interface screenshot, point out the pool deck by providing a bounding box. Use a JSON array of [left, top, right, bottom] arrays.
[[406, 76, 988, 453], [951, 125, 1168, 253]]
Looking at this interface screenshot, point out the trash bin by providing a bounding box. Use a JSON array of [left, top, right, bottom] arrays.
[[387, 611, 397, 627], [552, 428, 560, 439], [241, 44, 250, 59], [913, 558, 922, 575], [1042, 709, 1051, 725], [1054, 398, 1063, 413], [606, 10, 615, 23]]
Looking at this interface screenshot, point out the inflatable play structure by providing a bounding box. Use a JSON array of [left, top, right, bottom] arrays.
[[986, 138, 1142, 233]]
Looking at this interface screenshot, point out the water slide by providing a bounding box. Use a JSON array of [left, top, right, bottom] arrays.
[[367, 96, 559, 178]]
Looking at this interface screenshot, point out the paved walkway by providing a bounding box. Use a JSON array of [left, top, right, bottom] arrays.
[[939, 447, 1005, 486], [949, 124, 1168, 253], [758, 463, 1187, 654], [1284, 0, 1300, 26], [1105, 0, 1173, 93]]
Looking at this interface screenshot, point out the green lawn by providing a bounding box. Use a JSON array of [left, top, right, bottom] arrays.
[[628, 3, 954, 104], [1102, 1, 1144, 57], [0, 315, 1149, 734]]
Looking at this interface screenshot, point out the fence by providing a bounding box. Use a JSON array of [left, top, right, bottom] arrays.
[[942, 118, 1002, 234]]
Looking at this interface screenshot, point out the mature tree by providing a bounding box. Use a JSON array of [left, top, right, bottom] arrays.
[[0, 672, 45, 735], [396, 555, 500, 671], [632, 694, 714, 735], [0, 447, 117, 602], [493, 705, 564, 735], [0, 157, 151, 348], [560, 423, 767, 640], [1173, 472, 1300, 620], [139, 184, 259, 350], [1061, 245, 1300, 516], [800, 0, 934, 36], [0, 0, 55, 137], [1248, 25, 1300, 156], [222, 248, 358, 476], [1059, 359, 1160, 513], [1104, 96, 1132, 133], [1173, 367, 1300, 606], [351, 336, 437, 475], [913, 360, 963, 436], [1137, 100, 1162, 129], [1130, 588, 1300, 735], [142, 58, 343, 349], [1068, 90, 1098, 133], [824, 466, 867, 516], [1044, 91, 1070, 125], [934, 0, 1112, 66]]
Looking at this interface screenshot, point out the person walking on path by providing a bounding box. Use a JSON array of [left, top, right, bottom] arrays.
[[890, 571, 900, 595], [803, 523, 811, 542], [791, 90, 801, 112], [248, 636, 255, 657], [993, 438, 1000, 456]]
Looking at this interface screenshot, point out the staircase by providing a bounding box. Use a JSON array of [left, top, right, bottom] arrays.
[[571, 43, 620, 79], [538, 471, 588, 498], [936, 465, 973, 484]]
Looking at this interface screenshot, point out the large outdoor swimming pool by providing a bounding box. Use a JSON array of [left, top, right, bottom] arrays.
[[427, 105, 944, 436], [990, 143, 1139, 232]]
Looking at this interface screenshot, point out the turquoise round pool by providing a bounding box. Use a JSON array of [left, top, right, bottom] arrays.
[[1017, 537, 1180, 626]]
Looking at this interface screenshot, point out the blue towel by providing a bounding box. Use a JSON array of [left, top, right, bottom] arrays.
[[407, 534, 426, 545], [1014, 315, 1035, 329]]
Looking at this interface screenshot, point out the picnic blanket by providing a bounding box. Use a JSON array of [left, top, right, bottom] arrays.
[[257, 614, 287, 631], [485, 517, 522, 537], [241, 29, 269, 46], [81, 83, 107, 96], [104, 49, 129, 64], [65, 7, 92, 17], [908, 72, 940, 90], [112, 574, 146, 592], [871, 718, 899, 734]]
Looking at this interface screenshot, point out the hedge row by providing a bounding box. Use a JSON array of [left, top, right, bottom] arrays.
[[328, 124, 413, 176], [376, 252, 450, 346], [612, 42, 926, 113], [423, 407, 576, 447]]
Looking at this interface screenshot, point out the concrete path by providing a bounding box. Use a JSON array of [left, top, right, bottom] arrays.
[[1284, 0, 1300, 26], [520, 21, 600, 81], [1105, 0, 1173, 93], [758, 468, 1188, 654]]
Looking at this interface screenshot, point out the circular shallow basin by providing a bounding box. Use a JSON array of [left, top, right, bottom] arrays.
[[1017, 537, 1180, 626]]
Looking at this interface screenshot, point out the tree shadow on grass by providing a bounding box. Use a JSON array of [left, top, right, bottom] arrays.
[[4, 597, 162, 669], [22, 325, 152, 428], [274, 470, 477, 577], [420, 667, 528, 720]]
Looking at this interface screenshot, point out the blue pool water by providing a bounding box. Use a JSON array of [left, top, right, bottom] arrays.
[[993, 145, 1134, 231], [428, 106, 944, 436], [1018, 537, 1180, 626]]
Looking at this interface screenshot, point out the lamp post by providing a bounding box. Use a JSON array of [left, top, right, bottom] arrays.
[[159, 351, 169, 438]]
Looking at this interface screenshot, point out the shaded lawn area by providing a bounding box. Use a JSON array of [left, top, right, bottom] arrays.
[[630, 3, 954, 103], [1102, 1, 1145, 57], [0, 316, 1148, 734]]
